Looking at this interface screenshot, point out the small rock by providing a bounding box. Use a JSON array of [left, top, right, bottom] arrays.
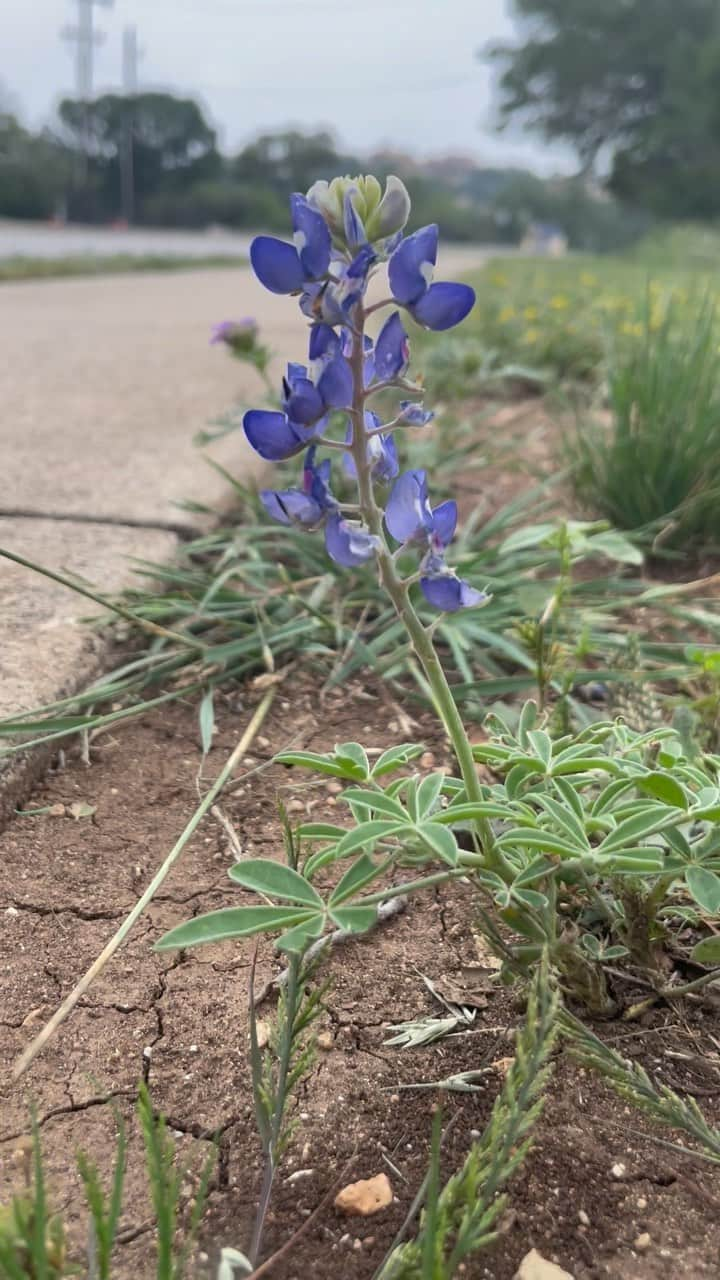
[[255, 1020, 271, 1049], [286, 798, 305, 813], [5, 906, 18, 917], [634, 1233, 651, 1252], [578, 1209, 590, 1227], [493, 1056, 515, 1077], [317, 1030, 334, 1051], [636, 1196, 648, 1210], [419, 751, 435, 769], [334, 1173, 393, 1217], [326, 780, 343, 795], [514, 1250, 575, 1280], [611, 1162, 626, 1179], [49, 803, 66, 817]]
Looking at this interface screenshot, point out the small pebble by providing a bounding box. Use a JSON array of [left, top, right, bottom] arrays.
[[578, 1209, 590, 1226], [326, 780, 343, 794], [634, 1233, 651, 1252], [420, 751, 435, 769], [286, 798, 305, 813], [317, 1030, 333, 1051], [636, 1197, 647, 1210], [611, 1162, 626, 1179]]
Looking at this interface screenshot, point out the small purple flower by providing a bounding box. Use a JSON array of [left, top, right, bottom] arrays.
[[388, 225, 475, 331], [343, 189, 368, 252], [325, 513, 380, 567], [250, 194, 331, 294]]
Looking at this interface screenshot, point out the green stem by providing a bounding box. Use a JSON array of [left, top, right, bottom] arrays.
[[348, 309, 508, 876]]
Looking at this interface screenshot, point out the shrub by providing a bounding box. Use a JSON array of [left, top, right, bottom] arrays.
[[567, 297, 720, 552]]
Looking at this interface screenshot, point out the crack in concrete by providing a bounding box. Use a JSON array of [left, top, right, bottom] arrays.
[[0, 507, 195, 540]]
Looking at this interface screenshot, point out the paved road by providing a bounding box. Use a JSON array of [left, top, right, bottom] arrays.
[[0, 244, 494, 747], [0, 220, 252, 260]]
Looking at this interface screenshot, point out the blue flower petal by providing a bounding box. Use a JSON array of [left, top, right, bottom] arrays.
[[290, 193, 331, 279], [317, 353, 353, 409], [260, 489, 323, 527], [283, 375, 325, 426], [399, 400, 434, 426], [309, 323, 341, 361], [388, 225, 438, 305], [343, 190, 367, 251], [325, 513, 379, 567], [347, 243, 376, 280], [431, 500, 458, 547], [410, 282, 475, 331], [243, 410, 313, 461], [373, 311, 410, 381], [420, 573, 487, 611], [250, 236, 305, 294], [385, 469, 433, 543]]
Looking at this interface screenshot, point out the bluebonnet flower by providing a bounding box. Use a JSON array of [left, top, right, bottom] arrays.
[[325, 512, 380, 567], [385, 470, 486, 611], [242, 174, 483, 609], [388, 225, 475, 331], [244, 338, 352, 460], [260, 445, 335, 528], [250, 194, 331, 294], [343, 413, 399, 483], [373, 311, 410, 382], [398, 400, 434, 427]]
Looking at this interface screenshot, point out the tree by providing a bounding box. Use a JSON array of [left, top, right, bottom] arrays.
[[233, 130, 354, 196], [0, 113, 69, 219], [488, 0, 720, 218], [57, 92, 220, 220]]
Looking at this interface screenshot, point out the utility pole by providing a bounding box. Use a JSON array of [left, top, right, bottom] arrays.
[[120, 25, 142, 224], [62, 0, 114, 100], [61, 0, 114, 183]]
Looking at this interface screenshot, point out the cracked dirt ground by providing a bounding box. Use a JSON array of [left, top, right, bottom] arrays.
[[3, 675, 720, 1278]]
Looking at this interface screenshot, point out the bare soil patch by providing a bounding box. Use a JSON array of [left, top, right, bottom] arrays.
[[2, 672, 720, 1279]]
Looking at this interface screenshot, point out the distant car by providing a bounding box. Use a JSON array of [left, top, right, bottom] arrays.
[[521, 222, 568, 257]]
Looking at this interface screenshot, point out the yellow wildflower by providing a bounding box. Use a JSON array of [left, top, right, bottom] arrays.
[[498, 305, 516, 323], [550, 294, 570, 310], [580, 272, 598, 287], [523, 306, 538, 320], [523, 328, 539, 344], [490, 273, 508, 288], [621, 321, 643, 337]]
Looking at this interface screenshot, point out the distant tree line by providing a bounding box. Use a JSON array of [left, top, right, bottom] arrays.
[[490, 0, 720, 221], [0, 89, 646, 249]]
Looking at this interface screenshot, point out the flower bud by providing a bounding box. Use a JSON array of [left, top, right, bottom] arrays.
[[365, 176, 412, 241], [306, 174, 411, 252]]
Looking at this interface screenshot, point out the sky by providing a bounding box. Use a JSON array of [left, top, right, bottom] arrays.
[[1, 0, 575, 174]]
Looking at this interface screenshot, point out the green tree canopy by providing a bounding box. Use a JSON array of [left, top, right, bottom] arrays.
[[489, 0, 720, 217]]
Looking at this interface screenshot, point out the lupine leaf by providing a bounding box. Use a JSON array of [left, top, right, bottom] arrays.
[[637, 772, 688, 809], [340, 788, 408, 819], [330, 852, 385, 906], [155, 906, 317, 950], [228, 859, 323, 907], [686, 866, 720, 916], [418, 822, 459, 866], [372, 743, 424, 777]]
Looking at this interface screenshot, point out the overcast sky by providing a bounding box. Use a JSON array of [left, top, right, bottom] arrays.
[[1, 0, 575, 174]]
